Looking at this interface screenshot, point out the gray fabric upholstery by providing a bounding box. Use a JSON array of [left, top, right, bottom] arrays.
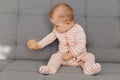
[[44, 74, 120, 80], [86, 0, 119, 16], [1, 60, 120, 74], [87, 17, 120, 62], [0, 0, 120, 80], [3, 60, 47, 72], [0, 71, 44, 80], [1, 60, 120, 80], [0, 60, 14, 72], [0, 61, 9, 72], [0, 72, 120, 80]]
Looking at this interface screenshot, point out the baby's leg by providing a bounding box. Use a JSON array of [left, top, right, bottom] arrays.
[[39, 53, 62, 74], [81, 53, 101, 75]]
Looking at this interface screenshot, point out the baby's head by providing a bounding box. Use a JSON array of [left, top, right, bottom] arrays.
[[49, 3, 74, 33]]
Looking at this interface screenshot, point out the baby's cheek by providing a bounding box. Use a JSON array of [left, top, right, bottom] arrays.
[[56, 27, 61, 30]]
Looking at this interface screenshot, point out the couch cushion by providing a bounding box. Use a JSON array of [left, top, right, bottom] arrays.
[[0, 60, 13, 72], [88, 48, 120, 62], [86, 0, 119, 16], [94, 74, 120, 80], [3, 60, 47, 72], [44, 73, 120, 80], [2, 60, 120, 74], [0, 71, 44, 80], [44, 73, 95, 80], [19, 0, 53, 15], [0, 0, 18, 14], [1, 60, 120, 80], [0, 72, 120, 80], [87, 17, 120, 62], [0, 14, 17, 60], [100, 63, 120, 74]]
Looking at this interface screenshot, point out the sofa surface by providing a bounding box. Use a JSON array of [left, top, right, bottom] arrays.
[[0, 0, 120, 80]]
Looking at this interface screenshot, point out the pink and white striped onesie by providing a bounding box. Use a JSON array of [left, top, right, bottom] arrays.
[[38, 24, 101, 75]]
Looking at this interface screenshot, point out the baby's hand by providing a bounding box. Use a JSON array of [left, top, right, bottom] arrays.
[[62, 51, 74, 61], [27, 39, 41, 50], [77, 59, 85, 67]]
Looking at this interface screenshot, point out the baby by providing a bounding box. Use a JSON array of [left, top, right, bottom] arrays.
[[27, 3, 101, 75]]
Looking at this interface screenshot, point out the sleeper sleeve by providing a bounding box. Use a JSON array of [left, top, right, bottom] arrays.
[[37, 30, 56, 49]]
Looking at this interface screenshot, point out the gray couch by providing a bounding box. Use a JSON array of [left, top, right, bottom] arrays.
[[0, 0, 120, 80]]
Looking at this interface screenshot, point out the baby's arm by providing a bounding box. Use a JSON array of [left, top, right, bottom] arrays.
[[28, 30, 56, 50], [70, 25, 86, 57], [37, 31, 56, 49]]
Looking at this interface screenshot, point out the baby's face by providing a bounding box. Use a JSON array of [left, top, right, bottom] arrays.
[[51, 19, 72, 33], [50, 9, 74, 33]]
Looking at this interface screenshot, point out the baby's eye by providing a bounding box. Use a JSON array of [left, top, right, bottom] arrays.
[[56, 26, 59, 27]]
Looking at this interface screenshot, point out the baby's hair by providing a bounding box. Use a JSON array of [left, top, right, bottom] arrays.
[[49, 3, 74, 23]]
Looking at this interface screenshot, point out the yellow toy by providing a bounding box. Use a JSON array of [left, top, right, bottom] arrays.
[[27, 39, 40, 50]]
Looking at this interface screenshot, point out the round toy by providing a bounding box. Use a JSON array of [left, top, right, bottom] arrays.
[[27, 39, 37, 49]]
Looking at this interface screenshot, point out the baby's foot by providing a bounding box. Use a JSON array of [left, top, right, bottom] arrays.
[[39, 66, 57, 74], [84, 63, 101, 75]]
